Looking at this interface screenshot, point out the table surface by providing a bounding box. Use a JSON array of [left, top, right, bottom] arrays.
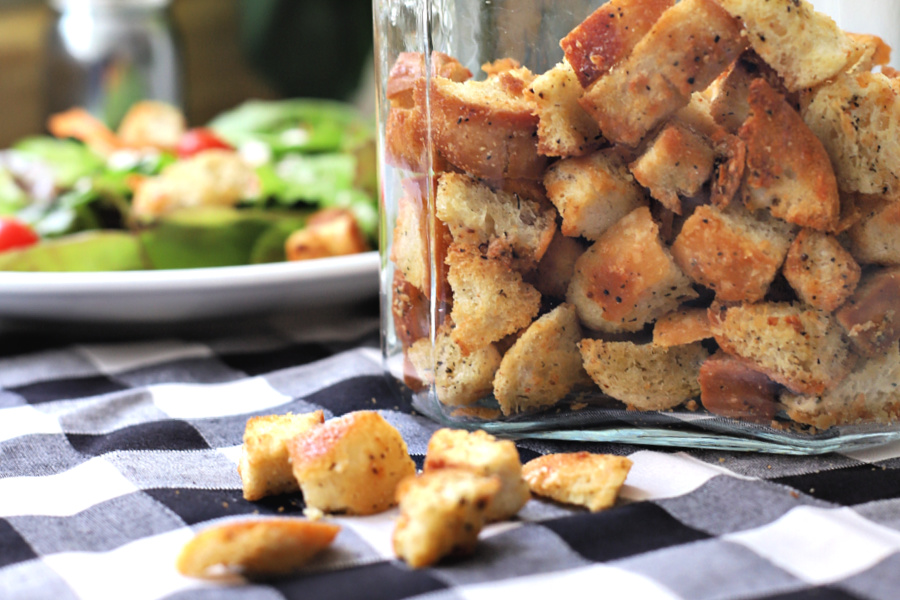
[[2, 300, 899, 600]]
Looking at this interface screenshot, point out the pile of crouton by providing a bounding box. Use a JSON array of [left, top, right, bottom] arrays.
[[386, 0, 900, 432]]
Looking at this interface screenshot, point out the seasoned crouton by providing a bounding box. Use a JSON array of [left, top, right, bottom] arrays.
[[391, 271, 430, 356], [494, 303, 588, 416], [579, 339, 709, 410], [846, 32, 892, 74], [782, 229, 860, 312], [392, 469, 500, 568], [407, 327, 502, 408], [288, 411, 416, 515], [522, 452, 632, 512], [781, 344, 900, 429], [285, 208, 370, 262], [527, 61, 604, 157], [446, 244, 541, 352], [630, 122, 715, 215], [711, 0, 859, 92], [176, 518, 340, 578], [560, 0, 674, 88], [835, 267, 900, 357], [671, 203, 795, 303], [739, 79, 840, 231], [531, 231, 587, 299], [699, 351, 781, 424], [802, 71, 900, 196], [568, 206, 697, 333], [238, 410, 325, 502], [709, 50, 793, 134], [847, 196, 900, 265], [117, 100, 186, 152], [424, 428, 530, 522], [436, 172, 557, 271], [544, 148, 648, 241], [710, 133, 746, 208], [708, 302, 854, 395], [579, 0, 746, 146], [653, 307, 712, 347]]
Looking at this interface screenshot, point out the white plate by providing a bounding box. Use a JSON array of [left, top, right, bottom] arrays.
[[0, 251, 380, 325]]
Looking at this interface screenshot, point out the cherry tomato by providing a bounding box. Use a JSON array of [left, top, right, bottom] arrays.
[[175, 128, 233, 158], [0, 218, 39, 252]]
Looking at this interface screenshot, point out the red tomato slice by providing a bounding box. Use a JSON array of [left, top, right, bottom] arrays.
[[0, 218, 39, 252], [176, 128, 233, 158]]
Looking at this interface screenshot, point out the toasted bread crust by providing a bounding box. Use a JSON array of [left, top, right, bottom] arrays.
[[782, 229, 860, 312], [522, 452, 632, 512]]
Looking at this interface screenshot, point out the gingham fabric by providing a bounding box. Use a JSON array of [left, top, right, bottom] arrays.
[[2, 302, 900, 600]]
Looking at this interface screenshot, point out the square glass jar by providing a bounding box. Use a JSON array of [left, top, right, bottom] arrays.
[[374, 0, 900, 454]]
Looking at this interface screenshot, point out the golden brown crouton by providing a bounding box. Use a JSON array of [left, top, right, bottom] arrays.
[[709, 50, 793, 134], [285, 208, 370, 262], [708, 302, 854, 395], [847, 196, 900, 265], [711, 0, 859, 92], [630, 122, 716, 215], [698, 351, 781, 424], [782, 229, 860, 312], [568, 206, 698, 333], [424, 428, 531, 522], [671, 203, 795, 303], [835, 267, 900, 357], [802, 71, 900, 196], [436, 172, 557, 271], [493, 303, 587, 416], [544, 148, 648, 241], [176, 518, 340, 578], [391, 271, 429, 350], [580, 0, 746, 146], [238, 410, 325, 501], [446, 244, 541, 352], [531, 231, 587, 299], [392, 469, 500, 569], [522, 452, 632, 512], [560, 0, 674, 88], [738, 79, 840, 231], [652, 308, 712, 347], [117, 100, 186, 152], [781, 345, 900, 429], [288, 411, 416, 515], [846, 32, 892, 74], [527, 61, 604, 157], [579, 339, 710, 411], [407, 328, 502, 408]]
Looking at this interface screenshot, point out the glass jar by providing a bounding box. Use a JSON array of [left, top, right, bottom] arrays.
[[374, 0, 900, 454], [44, 0, 183, 128]]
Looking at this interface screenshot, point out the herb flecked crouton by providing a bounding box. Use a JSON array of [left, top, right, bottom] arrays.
[[782, 229, 860, 312], [522, 452, 633, 512]]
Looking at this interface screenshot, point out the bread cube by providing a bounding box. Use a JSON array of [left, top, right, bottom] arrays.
[[522, 452, 632, 512], [238, 410, 325, 501], [392, 470, 500, 568], [527, 61, 603, 158], [544, 148, 648, 241], [117, 100, 185, 152], [424, 428, 531, 522], [652, 307, 712, 348], [285, 208, 370, 262], [568, 206, 697, 333], [531, 231, 587, 299], [847, 196, 900, 265], [699, 351, 781, 424], [288, 411, 416, 515], [708, 50, 793, 134], [782, 229, 860, 312], [835, 267, 900, 357]]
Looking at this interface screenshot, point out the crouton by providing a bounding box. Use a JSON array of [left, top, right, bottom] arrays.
[[446, 244, 541, 352], [531, 231, 587, 299], [709, 50, 793, 134], [698, 351, 781, 424], [493, 303, 587, 416], [288, 411, 416, 515], [238, 410, 325, 501], [781, 344, 900, 429], [176, 519, 340, 578], [392, 469, 500, 568], [671, 203, 795, 303], [782, 229, 860, 312], [630, 122, 716, 215], [522, 452, 632, 512], [436, 172, 557, 271], [835, 267, 900, 357], [711, 0, 859, 92], [285, 208, 370, 262], [710, 133, 746, 208], [391, 271, 430, 349], [579, 0, 746, 146], [424, 428, 531, 522], [653, 307, 712, 347], [708, 301, 854, 395], [847, 196, 900, 265], [117, 100, 186, 152], [527, 61, 604, 157], [738, 79, 840, 231], [544, 148, 648, 241], [407, 327, 502, 408], [560, 0, 674, 88], [802, 71, 900, 196], [846, 32, 892, 74], [568, 206, 697, 333], [47, 107, 123, 156], [579, 339, 709, 410]]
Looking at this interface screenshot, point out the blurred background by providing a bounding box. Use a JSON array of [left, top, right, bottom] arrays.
[[0, 0, 375, 147]]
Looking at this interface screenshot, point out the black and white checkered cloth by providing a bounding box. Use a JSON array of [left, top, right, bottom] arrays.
[[2, 301, 900, 600]]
